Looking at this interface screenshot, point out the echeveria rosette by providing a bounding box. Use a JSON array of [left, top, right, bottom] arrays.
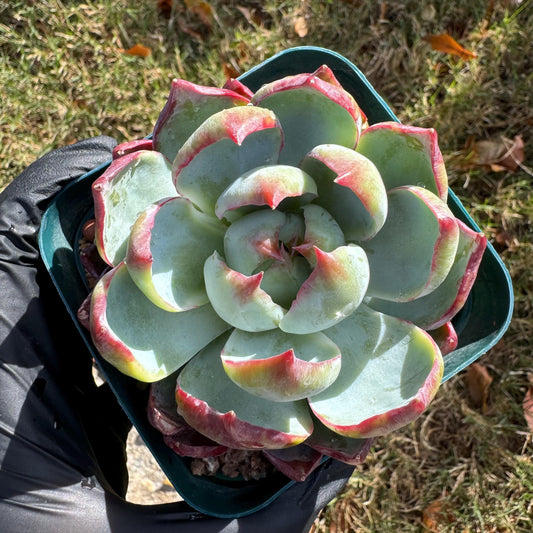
[[86, 65, 486, 474]]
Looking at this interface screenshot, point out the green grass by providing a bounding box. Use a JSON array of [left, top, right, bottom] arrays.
[[2, 0, 532, 530]]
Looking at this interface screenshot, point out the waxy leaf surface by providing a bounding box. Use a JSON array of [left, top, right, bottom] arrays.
[[309, 305, 443, 438], [362, 186, 458, 302], [221, 328, 341, 401], [215, 165, 317, 220], [204, 252, 286, 331], [300, 144, 387, 241], [367, 219, 486, 329], [92, 151, 176, 266], [280, 244, 370, 334], [126, 197, 226, 311], [90, 263, 230, 382], [152, 79, 250, 161], [356, 122, 448, 201], [173, 106, 282, 214], [252, 70, 363, 165], [176, 333, 314, 449]]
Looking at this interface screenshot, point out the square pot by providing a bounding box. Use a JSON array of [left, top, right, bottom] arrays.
[[39, 46, 513, 518]]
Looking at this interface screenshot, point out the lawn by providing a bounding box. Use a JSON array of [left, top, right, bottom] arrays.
[[2, 0, 532, 530]]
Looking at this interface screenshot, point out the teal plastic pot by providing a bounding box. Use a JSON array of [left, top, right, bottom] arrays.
[[39, 46, 513, 518]]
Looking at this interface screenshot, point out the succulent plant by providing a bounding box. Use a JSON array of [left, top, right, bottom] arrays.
[[83, 66, 487, 480]]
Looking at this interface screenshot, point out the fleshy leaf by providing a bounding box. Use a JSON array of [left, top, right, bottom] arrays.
[[112, 138, 153, 159], [252, 67, 364, 165], [356, 122, 448, 201], [148, 371, 228, 457], [257, 252, 311, 309], [428, 322, 458, 356], [362, 186, 459, 302], [92, 150, 177, 266], [126, 197, 226, 312], [222, 78, 254, 99], [223, 209, 286, 275], [89, 263, 230, 382], [280, 244, 369, 334], [152, 78, 250, 161], [176, 333, 314, 449], [221, 328, 341, 401], [367, 219, 486, 328], [262, 445, 323, 482], [300, 144, 387, 241], [214, 165, 317, 221], [203, 251, 286, 332], [306, 417, 373, 465], [293, 204, 346, 266], [279, 212, 306, 247], [309, 305, 444, 438], [173, 106, 283, 215]]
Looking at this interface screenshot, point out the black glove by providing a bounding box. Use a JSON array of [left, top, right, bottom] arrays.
[[0, 137, 355, 533]]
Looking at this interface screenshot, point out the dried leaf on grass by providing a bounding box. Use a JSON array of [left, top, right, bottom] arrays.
[[454, 135, 526, 174], [184, 0, 215, 28], [294, 16, 308, 37], [121, 44, 151, 58], [466, 363, 493, 413], [222, 62, 240, 80], [423, 33, 477, 60], [422, 496, 455, 532]]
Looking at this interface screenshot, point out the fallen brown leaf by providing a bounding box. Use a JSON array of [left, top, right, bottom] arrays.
[[423, 33, 477, 60], [470, 135, 524, 172], [184, 0, 214, 28], [422, 497, 455, 532], [121, 43, 151, 58], [456, 135, 525, 173], [466, 363, 493, 413], [222, 62, 240, 80], [294, 16, 308, 37]]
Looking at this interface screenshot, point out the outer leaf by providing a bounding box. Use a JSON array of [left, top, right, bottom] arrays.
[[214, 165, 317, 221], [279, 244, 370, 334], [428, 322, 458, 356], [305, 417, 373, 465], [356, 122, 448, 201], [89, 263, 230, 382], [222, 78, 254, 99], [308, 305, 444, 438], [92, 150, 177, 266], [300, 144, 387, 241], [262, 445, 323, 482], [221, 328, 341, 401], [148, 371, 228, 457], [173, 106, 283, 215], [362, 186, 459, 302], [367, 219, 486, 328], [152, 79, 250, 161], [176, 333, 314, 449], [112, 138, 153, 159], [252, 67, 364, 165], [203, 251, 286, 332], [126, 197, 226, 312]]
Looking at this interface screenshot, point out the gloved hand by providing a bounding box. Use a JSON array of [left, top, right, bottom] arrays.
[[0, 137, 355, 533]]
